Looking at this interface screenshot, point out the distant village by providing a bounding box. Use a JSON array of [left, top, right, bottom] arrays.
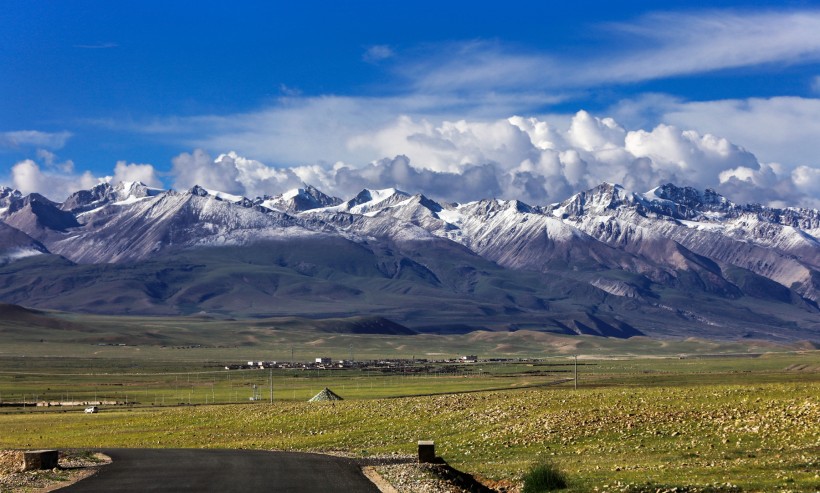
[[223, 355, 501, 373]]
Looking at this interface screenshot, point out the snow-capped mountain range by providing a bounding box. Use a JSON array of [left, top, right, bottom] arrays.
[[1, 180, 818, 341]]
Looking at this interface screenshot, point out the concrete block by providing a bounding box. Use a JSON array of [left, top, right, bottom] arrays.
[[418, 440, 435, 463], [22, 450, 59, 471]]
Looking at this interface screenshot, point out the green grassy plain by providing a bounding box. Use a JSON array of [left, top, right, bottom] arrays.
[[1, 310, 819, 491], [1, 348, 818, 491]]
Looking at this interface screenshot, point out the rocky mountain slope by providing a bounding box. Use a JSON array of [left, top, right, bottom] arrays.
[[0, 181, 817, 341]]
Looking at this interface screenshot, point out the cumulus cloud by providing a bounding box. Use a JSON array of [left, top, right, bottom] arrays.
[[5, 110, 817, 208], [792, 166, 820, 201], [624, 124, 760, 185], [11, 160, 97, 199], [607, 95, 820, 206], [0, 130, 72, 150], [644, 96, 820, 169], [715, 162, 818, 208], [120, 10, 820, 184], [121, 92, 561, 173], [4, 151, 162, 202], [161, 110, 818, 208], [172, 149, 243, 194], [108, 161, 163, 188]]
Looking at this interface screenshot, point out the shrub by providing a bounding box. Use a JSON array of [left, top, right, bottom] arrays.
[[521, 460, 567, 492]]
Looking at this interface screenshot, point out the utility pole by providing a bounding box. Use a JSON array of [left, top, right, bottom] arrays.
[[574, 354, 578, 390], [269, 367, 273, 403]]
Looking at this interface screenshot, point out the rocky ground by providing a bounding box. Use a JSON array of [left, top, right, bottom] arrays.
[[342, 452, 512, 493], [0, 450, 110, 492]]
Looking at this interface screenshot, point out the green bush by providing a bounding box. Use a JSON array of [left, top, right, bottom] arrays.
[[521, 460, 567, 492]]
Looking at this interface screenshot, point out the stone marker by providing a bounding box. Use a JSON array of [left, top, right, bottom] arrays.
[[22, 450, 59, 471], [418, 440, 435, 463]]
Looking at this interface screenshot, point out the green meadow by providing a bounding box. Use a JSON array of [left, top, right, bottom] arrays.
[[1, 311, 818, 491], [1, 349, 818, 491]]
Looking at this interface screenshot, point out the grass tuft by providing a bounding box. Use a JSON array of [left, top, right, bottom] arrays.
[[521, 460, 567, 492]]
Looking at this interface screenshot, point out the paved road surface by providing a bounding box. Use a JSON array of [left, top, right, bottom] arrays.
[[59, 449, 380, 492]]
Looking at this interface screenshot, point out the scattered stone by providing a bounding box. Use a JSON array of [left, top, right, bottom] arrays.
[[0, 450, 111, 491]]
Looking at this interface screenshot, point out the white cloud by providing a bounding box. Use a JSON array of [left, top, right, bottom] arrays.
[[0, 130, 72, 150], [792, 165, 820, 201], [612, 95, 820, 178], [566, 111, 625, 152], [406, 40, 557, 93], [109, 161, 163, 188], [624, 124, 759, 185], [127, 93, 559, 169], [172, 149, 243, 194], [106, 10, 820, 187], [398, 11, 820, 95], [6, 108, 817, 208], [592, 10, 820, 84], [363, 45, 394, 63], [11, 160, 97, 200], [342, 112, 818, 206], [70, 8, 820, 209], [34, 148, 76, 174], [158, 110, 818, 208], [5, 155, 162, 202]]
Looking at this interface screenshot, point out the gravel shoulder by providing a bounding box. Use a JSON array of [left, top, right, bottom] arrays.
[[353, 454, 466, 493], [335, 452, 511, 493], [0, 450, 111, 492]]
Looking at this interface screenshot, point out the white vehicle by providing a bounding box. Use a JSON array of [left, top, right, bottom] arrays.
[[84, 406, 98, 414]]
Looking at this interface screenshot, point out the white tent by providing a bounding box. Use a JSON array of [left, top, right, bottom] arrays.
[[308, 387, 343, 402]]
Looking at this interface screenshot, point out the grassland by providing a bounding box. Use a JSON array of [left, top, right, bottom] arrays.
[[1, 347, 818, 492], [1, 308, 818, 491]]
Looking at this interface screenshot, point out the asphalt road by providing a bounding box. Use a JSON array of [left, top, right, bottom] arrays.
[[58, 449, 381, 492]]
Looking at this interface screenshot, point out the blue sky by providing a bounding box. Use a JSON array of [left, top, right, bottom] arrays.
[[2, 1, 820, 206]]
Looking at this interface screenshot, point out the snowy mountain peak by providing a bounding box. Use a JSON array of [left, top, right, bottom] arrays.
[[189, 184, 209, 197], [113, 180, 158, 197], [351, 188, 405, 204], [648, 183, 733, 211], [551, 182, 642, 219], [281, 188, 304, 201], [0, 187, 23, 209], [337, 188, 411, 214], [0, 186, 22, 199], [504, 199, 534, 214], [1, 179, 819, 339], [256, 183, 342, 213], [188, 185, 249, 205], [60, 181, 162, 213]]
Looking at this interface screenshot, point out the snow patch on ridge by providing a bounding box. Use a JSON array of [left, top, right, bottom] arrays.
[[113, 195, 153, 206], [282, 188, 303, 200], [436, 207, 465, 226], [203, 188, 246, 203], [0, 247, 44, 263]]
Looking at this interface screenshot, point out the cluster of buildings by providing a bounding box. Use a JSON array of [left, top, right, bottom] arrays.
[[223, 355, 482, 372]]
